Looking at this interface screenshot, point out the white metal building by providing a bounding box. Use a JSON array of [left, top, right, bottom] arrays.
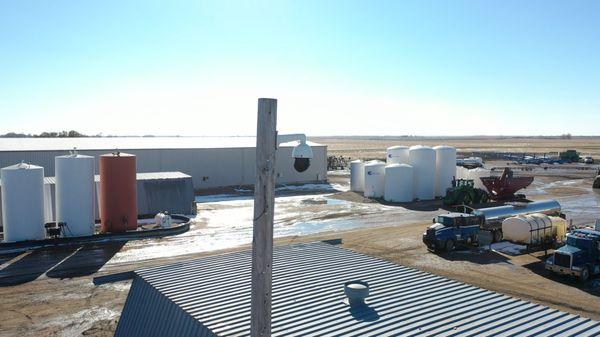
[[0, 137, 327, 190]]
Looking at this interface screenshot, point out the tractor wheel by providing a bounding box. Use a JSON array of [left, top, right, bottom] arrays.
[[463, 193, 473, 205], [444, 239, 455, 252], [580, 266, 590, 283], [480, 192, 489, 204]]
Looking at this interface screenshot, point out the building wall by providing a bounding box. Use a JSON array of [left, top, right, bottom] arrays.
[[0, 145, 327, 189]]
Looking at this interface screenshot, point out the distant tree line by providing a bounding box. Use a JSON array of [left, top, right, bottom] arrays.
[[0, 130, 91, 138]]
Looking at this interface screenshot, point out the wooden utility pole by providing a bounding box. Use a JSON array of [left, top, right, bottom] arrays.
[[250, 98, 277, 337]]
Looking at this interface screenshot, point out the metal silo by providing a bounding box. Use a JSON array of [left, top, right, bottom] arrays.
[[1, 163, 45, 242], [100, 152, 137, 233], [55, 153, 95, 237]]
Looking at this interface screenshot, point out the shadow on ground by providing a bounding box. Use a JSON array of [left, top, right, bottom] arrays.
[[522, 259, 600, 297], [0, 242, 126, 286], [436, 248, 510, 265]]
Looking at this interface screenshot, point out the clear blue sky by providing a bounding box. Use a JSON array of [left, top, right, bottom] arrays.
[[1, 1, 598, 136]]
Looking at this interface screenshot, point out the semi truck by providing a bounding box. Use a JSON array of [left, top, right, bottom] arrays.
[[423, 200, 562, 252], [545, 226, 600, 282]]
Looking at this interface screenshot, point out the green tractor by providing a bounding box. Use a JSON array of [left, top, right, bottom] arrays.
[[443, 179, 489, 206]]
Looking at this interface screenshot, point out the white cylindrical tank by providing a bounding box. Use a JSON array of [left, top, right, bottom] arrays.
[[409, 145, 436, 200], [384, 164, 414, 202], [434, 146, 457, 197], [502, 213, 557, 244], [1, 163, 45, 242], [350, 160, 365, 192], [363, 161, 385, 198], [386, 146, 410, 164], [467, 167, 491, 191], [55, 153, 95, 237]]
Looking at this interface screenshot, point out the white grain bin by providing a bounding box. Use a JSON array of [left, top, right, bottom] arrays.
[[467, 167, 491, 191], [350, 160, 365, 192], [433, 146, 457, 197], [386, 146, 410, 164], [384, 164, 413, 202], [502, 213, 565, 245], [363, 161, 385, 198], [55, 153, 95, 237], [409, 145, 436, 200], [1, 163, 45, 242]]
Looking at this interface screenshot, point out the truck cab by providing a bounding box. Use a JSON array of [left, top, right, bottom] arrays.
[[545, 228, 600, 281], [423, 213, 485, 252]]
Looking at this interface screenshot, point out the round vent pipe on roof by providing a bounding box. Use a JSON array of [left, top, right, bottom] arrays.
[[344, 280, 370, 307]]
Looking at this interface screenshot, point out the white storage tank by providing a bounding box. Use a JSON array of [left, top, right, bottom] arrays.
[[55, 153, 95, 237], [409, 145, 436, 200], [433, 146, 457, 197], [502, 213, 564, 245], [350, 160, 365, 192], [363, 161, 385, 198], [384, 164, 413, 202], [467, 167, 491, 191], [1, 163, 45, 242], [386, 146, 409, 164]]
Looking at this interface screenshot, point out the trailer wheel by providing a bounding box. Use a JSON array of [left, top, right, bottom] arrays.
[[493, 230, 503, 243], [580, 266, 590, 283], [444, 239, 455, 252]]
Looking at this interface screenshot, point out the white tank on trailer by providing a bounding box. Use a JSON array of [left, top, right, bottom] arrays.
[[409, 145, 436, 200], [55, 153, 95, 237], [433, 146, 457, 197], [384, 164, 413, 202], [1, 163, 45, 242], [363, 161, 385, 198], [502, 213, 565, 245], [350, 160, 365, 192], [386, 146, 409, 164]]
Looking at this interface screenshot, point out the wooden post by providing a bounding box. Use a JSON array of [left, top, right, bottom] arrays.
[[250, 98, 277, 337]]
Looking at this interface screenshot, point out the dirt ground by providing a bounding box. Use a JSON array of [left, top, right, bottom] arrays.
[[315, 136, 600, 160], [1, 162, 600, 336]]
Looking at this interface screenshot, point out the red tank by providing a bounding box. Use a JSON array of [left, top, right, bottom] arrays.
[[100, 152, 137, 233]]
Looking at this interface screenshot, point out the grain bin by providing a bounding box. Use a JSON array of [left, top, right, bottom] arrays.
[[386, 146, 409, 164], [467, 167, 491, 191], [433, 146, 457, 197], [350, 160, 365, 192], [363, 161, 385, 198], [409, 145, 436, 200], [1, 163, 45, 242], [502, 213, 565, 245], [56, 153, 95, 237], [384, 164, 413, 202], [100, 152, 137, 233]]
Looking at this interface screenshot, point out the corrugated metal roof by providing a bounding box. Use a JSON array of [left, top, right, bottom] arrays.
[[0, 137, 324, 152], [116, 242, 600, 337]]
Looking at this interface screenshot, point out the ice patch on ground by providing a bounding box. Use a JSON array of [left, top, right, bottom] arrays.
[[491, 241, 527, 255]]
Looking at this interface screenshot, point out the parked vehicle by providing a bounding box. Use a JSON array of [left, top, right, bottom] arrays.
[[582, 156, 594, 164], [545, 227, 600, 282], [443, 179, 489, 206], [423, 200, 562, 252], [559, 150, 580, 163]]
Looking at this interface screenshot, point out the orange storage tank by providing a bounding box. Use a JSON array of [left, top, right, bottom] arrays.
[[100, 152, 137, 233]]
